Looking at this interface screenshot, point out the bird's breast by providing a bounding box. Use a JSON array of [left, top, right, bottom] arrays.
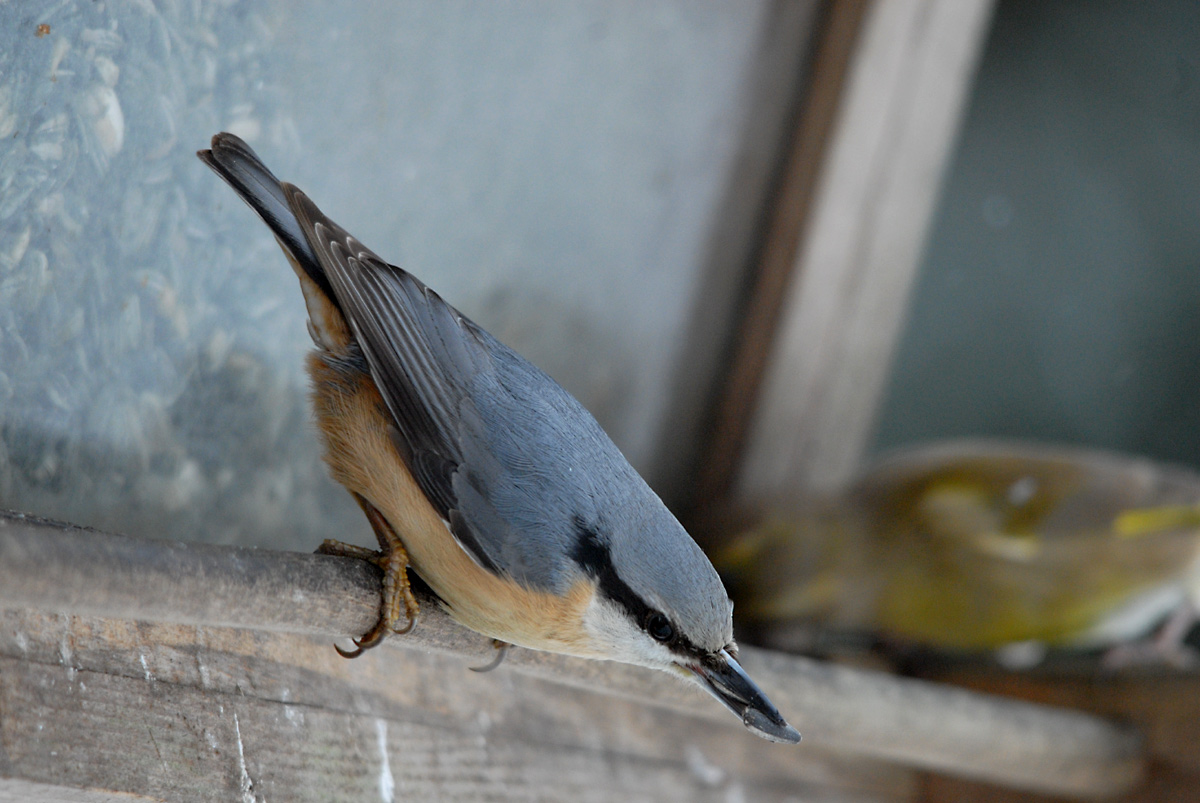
[[307, 349, 603, 657]]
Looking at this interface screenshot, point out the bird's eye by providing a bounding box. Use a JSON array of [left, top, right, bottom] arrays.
[[645, 612, 674, 642]]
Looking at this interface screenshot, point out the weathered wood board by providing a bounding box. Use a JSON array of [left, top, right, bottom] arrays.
[[0, 510, 1146, 800], [9, 656, 768, 801], [917, 668, 1200, 803], [0, 610, 912, 802], [737, 0, 996, 498]]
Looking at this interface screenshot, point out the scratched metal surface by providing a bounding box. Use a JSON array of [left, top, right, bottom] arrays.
[[0, 1, 816, 548]]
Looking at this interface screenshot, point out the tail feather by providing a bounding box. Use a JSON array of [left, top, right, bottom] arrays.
[[198, 133, 333, 300]]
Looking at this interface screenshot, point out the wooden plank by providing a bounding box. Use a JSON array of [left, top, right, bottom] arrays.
[[0, 611, 909, 802], [736, 0, 996, 498], [915, 669, 1200, 803], [0, 779, 163, 803], [0, 512, 1144, 799], [654, 0, 823, 505], [693, 0, 872, 508]]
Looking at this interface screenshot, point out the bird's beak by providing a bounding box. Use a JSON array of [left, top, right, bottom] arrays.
[[684, 648, 801, 744]]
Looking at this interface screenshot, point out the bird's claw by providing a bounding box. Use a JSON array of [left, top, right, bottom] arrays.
[[321, 494, 421, 658], [470, 640, 512, 673]]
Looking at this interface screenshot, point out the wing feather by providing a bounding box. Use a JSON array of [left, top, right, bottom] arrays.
[[285, 186, 601, 590]]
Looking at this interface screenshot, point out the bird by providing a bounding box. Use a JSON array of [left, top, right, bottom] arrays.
[[198, 133, 799, 743], [713, 440, 1200, 666]]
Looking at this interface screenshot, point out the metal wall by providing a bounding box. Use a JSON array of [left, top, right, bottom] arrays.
[[0, 1, 816, 547]]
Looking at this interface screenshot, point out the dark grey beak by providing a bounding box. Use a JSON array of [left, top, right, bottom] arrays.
[[685, 649, 801, 744]]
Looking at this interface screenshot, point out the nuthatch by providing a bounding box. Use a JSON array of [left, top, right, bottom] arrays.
[[715, 440, 1200, 667], [199, 133, 799, 743]]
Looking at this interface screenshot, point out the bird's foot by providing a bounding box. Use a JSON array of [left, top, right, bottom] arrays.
[[470, 640, 512, 673], [1102, 601, 1200, 671], [317, 494, 421, 658]]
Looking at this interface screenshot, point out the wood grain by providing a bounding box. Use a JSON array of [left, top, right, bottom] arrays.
[[736, 0, 996, 498], [692, 0, 871, 508], [916, 668, 1200, 803], [0, 510, 1143, 800], [0, 610, 907, 802]]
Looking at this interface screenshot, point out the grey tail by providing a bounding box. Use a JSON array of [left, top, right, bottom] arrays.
[[198, 133, 335, 301]]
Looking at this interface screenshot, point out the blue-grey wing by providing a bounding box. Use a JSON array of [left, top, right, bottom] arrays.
[[285, 187, 606, 592]]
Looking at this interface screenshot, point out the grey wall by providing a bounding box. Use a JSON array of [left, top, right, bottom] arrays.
[[874, 0, 1200, 469], [0, 1, 816, 547]]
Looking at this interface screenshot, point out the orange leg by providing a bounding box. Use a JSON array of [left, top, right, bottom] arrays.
[[316, 493, 421, 658]]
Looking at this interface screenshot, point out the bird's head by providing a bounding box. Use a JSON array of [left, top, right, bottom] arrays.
[[570, 512, 800, 743]]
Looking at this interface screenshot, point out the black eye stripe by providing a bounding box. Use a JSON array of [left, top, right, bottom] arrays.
[[572, 517, 698, 654]]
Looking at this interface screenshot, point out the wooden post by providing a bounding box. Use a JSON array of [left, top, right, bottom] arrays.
[[726, 0, 996, 500]]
